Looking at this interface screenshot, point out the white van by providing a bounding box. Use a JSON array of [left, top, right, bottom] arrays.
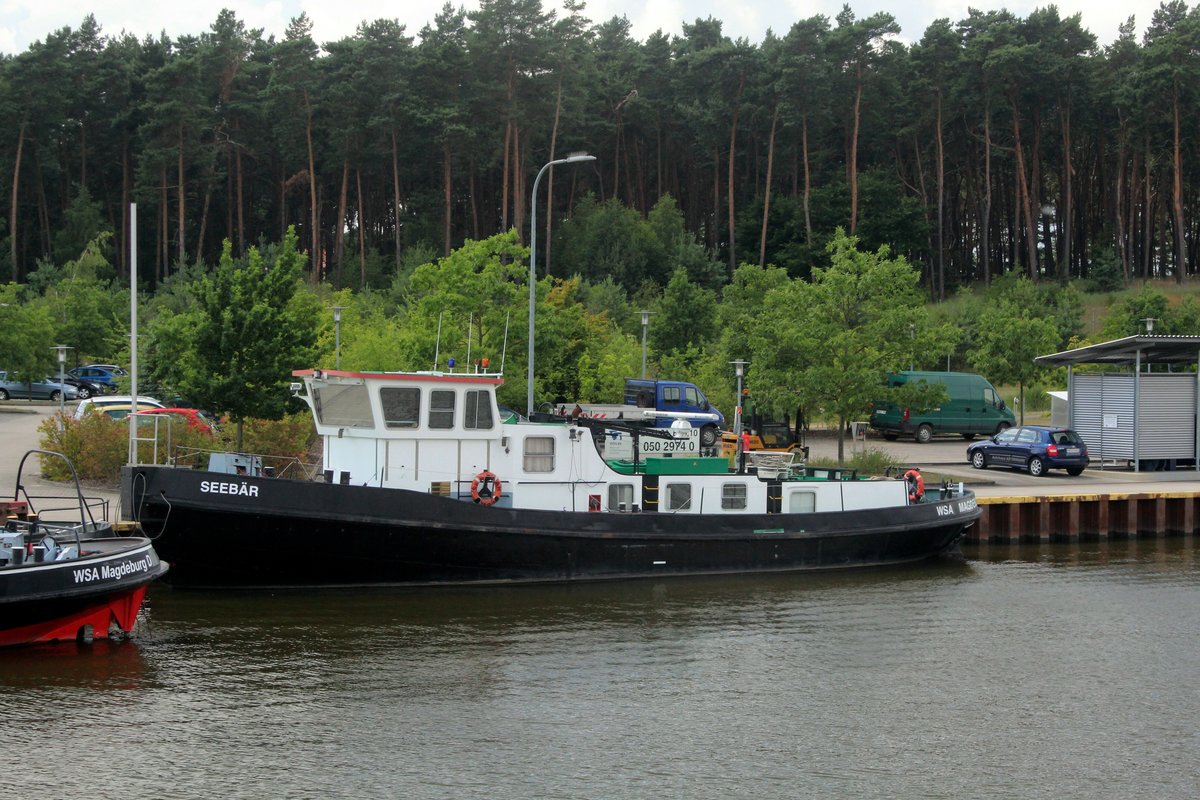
[[74, 395, 165, 420]]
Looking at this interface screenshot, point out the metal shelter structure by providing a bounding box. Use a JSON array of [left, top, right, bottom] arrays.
[[1035, 335, 1200, 472]]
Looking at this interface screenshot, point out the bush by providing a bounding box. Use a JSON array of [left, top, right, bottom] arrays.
[[36, 411, 316, 482]]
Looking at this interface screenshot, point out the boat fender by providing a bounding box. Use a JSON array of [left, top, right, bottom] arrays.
[[471, 470, 503, 506], [904, 469, 924, 503]]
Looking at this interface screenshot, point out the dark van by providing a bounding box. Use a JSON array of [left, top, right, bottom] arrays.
[[869, 371, 1015, 443]]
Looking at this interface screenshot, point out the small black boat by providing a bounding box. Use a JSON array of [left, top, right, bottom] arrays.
[[121, 369, 979, 588], [2, 451, 167, 646]]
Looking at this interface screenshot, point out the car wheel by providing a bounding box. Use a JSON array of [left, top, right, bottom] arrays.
[[995, 422, 1011, 435], [77, 386, 92, 399], [971, 451, 987, 470], [0, 388, 8, 401], [1066, 467, 1084, 476], [700, 425, 718, 448], [49, 390, 61, 402], [1028, 456, 1046, 477], [915, 424, 934, 444]]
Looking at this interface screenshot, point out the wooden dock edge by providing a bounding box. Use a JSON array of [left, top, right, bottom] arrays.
[[970, 491, 1199, 543]]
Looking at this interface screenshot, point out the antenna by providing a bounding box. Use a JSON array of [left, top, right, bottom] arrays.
[[466, 313, 473, 369], [499, 311, 510, 376], [432, 312, 443, 371]]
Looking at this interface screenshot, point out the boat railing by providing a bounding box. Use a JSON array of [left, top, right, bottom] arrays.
[[169, 446, 320, 481], [8, 450, 110, 550]]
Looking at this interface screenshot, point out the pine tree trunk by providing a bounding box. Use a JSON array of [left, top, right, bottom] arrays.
[[501, 121, 512, 234], [335, 158, 349, 290], [177, 123, 186, 269], [1172, 80, 1186, 282], [545, 79, 562, 277], [727, 75, 745, 272], [236, 146, 245, 253], [802, 114, 812, 244], [935, 91, 945, 300], [356, 167, 366, 288], [392, 129, 402, 265], [759, 105, 778, 268], [1060, 105, 1073, 282], [10, 123, 25, 281], [1009, 97, 1038, 278], [443, 141, 453, 256], [982, 110, 992, 284], [305, 89, 319, 283], [849, 65, 863, 235]]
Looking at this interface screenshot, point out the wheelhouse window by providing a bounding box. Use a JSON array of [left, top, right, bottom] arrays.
[[789, 491, 816, 513], [429, 390, 456, 430], [380, 387, 420, 429], [313, 383, 374, 428], [523, 436, 555, 472], [464, 390, 494, 430], [721, 483, 747, 510], [665, 483, 692, 511], [608, 484, 634, 512]]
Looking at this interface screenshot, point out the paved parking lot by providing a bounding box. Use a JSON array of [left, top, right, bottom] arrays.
[[804, 428, 1200, 497]]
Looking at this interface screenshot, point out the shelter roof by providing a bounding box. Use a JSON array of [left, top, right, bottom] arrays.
[[1035, 335, 1200, 367]]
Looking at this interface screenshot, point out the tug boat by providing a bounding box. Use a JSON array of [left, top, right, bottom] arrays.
[[121, 368, 979, 588], [2, 451, 168, 646]]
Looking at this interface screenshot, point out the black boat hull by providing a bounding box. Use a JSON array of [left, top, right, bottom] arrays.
[[0, 538, 169, 645], [123, 466, 979, 588]]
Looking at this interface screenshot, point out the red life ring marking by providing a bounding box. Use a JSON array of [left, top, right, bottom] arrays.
[[471, 470, 503, 506], [903, 469, 924, 503]]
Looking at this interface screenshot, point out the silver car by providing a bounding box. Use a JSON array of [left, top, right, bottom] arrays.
[[0, 371, 80, 401]]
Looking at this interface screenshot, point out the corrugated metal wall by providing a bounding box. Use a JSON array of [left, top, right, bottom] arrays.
[[1070, 372, 1196, 462], [1071, 374, 1135, 460], [1138, 374, 1197, 458]]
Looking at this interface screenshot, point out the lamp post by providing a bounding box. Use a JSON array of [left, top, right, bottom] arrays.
[[528, 152, 596, 417], [640, 310, 650, 379], [51, 345, 72, 417], [909, 323, 916, 371], [330, 306, 345, 369], [731, 360, 747, 472]]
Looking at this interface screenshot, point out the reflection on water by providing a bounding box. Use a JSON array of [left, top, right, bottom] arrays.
[[3, 542, 1198, 800]]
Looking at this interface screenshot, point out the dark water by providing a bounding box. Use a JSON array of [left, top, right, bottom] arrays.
[[4, 541, 1198, 800]]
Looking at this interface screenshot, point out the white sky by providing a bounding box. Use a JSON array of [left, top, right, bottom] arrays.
[[0, 1, 1165, 55]]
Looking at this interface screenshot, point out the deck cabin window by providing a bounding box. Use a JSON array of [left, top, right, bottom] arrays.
[[721, 483, 747, 510], [313, 383, 374, 428], [429, 390, 456, 429], [380, 387, 420, 429], [789, 491, 816, 513], [464, 390, 494, 430], [608, 483, 634, 512], [665, 483, 692, 511], [523, 436, 555, 472]]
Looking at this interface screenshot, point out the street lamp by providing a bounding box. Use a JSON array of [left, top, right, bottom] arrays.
[[330, 306, 345, 369], [731, 360, 748, 472], [51, 345, 72, 417], [528, 151, 596, 417], [909, 323, 916, 371], [640, 310, 651, 379]]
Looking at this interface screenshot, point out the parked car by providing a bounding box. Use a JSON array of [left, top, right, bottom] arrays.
[[74, 395, 165, 420], [68, 366, 120, 393], [81, 363, 128, 377], [967, 426, 1090, 477], [0, 371, 79, 402], [133, 407, 217, 434], [53, 374, 106, 399]]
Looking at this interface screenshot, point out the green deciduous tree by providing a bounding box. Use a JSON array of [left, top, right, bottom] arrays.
[[751, 228, 946, 461], [174, 226, 317, 445]]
